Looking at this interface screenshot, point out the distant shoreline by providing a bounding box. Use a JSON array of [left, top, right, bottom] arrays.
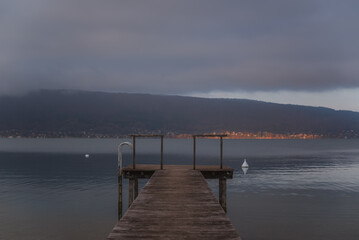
[[0, 132, 356, 139]]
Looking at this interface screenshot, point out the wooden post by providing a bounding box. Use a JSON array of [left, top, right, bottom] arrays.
[[219, 177, 227, 212], [132, 136, 136, 169], [118, 169, 122, 220], [160, 135, 164, 170], [134, 177, 138, 199], [220, 136, 223, 169], [129, 178, 134, 207], [193, 136, 196, 170]]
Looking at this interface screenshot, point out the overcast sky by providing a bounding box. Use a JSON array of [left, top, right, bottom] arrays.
[[1, 0, 359, 111]]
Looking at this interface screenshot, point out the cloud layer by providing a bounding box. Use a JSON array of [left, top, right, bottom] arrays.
[[1, 0, 359, 94]]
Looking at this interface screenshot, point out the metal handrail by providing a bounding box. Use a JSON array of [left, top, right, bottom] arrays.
[[117, 141, 133, 220], [118, 142, 133, 173]]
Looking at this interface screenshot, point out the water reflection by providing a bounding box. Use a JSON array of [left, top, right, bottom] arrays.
[[0, 139, 359, 240]]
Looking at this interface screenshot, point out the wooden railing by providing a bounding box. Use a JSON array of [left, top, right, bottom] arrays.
[[192, 134, 227, 170], [130, 134, 164, 169]]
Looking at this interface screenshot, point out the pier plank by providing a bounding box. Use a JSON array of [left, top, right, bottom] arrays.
[[122, 164, 234, 179], [108, 168, 241, 240]]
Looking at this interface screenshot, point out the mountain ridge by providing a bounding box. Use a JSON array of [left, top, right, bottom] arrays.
[[0, 90, 358, 138]]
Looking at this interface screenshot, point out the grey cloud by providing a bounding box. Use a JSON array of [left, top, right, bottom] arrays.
[[1, 0, 359, 95]]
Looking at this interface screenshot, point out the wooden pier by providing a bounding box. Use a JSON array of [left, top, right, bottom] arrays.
[[108, 134, 241, 239], [108, 166, 240, 240]]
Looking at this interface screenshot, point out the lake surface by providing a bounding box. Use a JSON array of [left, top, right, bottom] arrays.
[[0, 138, 358, 240]]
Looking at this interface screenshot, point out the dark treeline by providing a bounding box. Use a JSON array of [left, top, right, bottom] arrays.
[[0, 90, 359, 138]]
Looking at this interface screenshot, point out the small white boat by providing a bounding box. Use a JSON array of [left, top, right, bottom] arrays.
[[85, 154, 90, 158], [242, 159, 249, 168]]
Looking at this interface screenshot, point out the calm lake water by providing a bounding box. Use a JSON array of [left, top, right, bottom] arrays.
[[0, 138, 358, 240]]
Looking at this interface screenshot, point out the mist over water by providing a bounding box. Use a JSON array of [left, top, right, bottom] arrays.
[[0, 138, 359, 240]]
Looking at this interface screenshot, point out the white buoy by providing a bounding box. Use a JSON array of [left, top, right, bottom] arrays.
[[85, 154, 90, 158], [242, 159, 249, 168]]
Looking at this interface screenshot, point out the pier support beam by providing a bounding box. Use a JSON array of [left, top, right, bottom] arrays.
[[134, 177, 139, 199], [219, 177, 227, 212], [129, 178, 134, 207], [193, 136, 196, 170], [160, 136, 164, 170], [118, 170, 122, 220]]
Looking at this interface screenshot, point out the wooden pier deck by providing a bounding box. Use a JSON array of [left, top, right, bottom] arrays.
[[107, 167, 241, 240]]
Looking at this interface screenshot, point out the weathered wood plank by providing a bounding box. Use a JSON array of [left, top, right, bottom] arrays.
[[108, 168, 241, 240], [122, 164, 234, 179]]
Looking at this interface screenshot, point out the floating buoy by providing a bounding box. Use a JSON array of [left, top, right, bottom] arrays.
[[242, 159, 248, 168], [85, 154, 90, 158]]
